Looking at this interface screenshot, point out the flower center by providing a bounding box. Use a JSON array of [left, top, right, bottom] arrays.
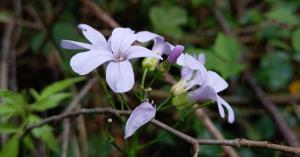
[[116, 53, 127, 61]]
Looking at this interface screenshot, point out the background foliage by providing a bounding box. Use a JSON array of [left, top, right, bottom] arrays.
[[0, 0, 300, 156]]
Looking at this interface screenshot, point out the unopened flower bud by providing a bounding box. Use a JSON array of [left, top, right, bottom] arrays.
[[171, 80, 187, 95], [171, 94, 191, 110], [158, 61, 171, 73], [142, 58, 159, 71], [167, 45, 184, 64]]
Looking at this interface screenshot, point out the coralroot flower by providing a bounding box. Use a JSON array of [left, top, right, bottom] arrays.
[[61, 24, 162, 93], [124, 102, 156, 139], [173, 53, 235, 123]]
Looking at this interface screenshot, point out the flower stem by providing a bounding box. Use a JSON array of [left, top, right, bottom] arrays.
[[148, 71, 161, 87], [140, 69, 148, 99], [95, 71, 116, 108]]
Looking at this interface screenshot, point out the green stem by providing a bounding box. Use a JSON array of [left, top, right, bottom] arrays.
[[128, 133, 139, 157], [95, 71, 116, 108], [121, 94, 131, 111], [156, 96, 172, 111], [148, 71, 161, 87], [140, 69, 148, 99]]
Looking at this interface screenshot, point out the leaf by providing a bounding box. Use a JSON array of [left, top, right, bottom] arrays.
[[150, 6, 187, 38], [40, 77, 84, 99], [27, 114, 59, 152], [0, 90, 27, 107], [0, 135, 19, 157], [266, 8, 299, 26], [31, 93, 71, 111], [292, 27, 300, 53], [256, 52, 294, 91], [0, 124, 19, 134], [213, 33, 241, 61]]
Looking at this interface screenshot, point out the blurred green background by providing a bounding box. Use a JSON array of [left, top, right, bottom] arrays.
[[0, 0, 300, 156]]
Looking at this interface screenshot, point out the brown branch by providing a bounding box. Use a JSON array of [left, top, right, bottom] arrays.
[[212, 0, 300, 147], [80, 0, 119, 28], [196, 109, 240, 157], [245, 73, 300, 147], [22, 107, 300, 155]]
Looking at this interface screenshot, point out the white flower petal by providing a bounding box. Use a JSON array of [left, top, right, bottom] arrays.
[[198, 53, 206, 65], [217, 95, 235, 123], [70, 50, 113, 75], [61, 40, 92, 50], [207, 71, 228, 92], [106, 61, 134, 93], [189, 85, 218, 102], [78, 24, 107, 45], [124, 102, 156, 139], [110, 28, 136, 55], [127, 46, 163, 60], [136, 31, 159, 42]]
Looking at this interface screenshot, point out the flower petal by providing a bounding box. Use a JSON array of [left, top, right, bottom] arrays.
[[217, 95, 235, 123], [70, 50, 113, 75], [207, 71, 228, 92], [61, 40, 92, 50], [189, 85, 217, 102], [127, 46, 163, 60], [198, 53, 206, 65], [124, 102, 156, 139], [78, 24, 107, 45], [177, 54, 204, 70], [136, 31, 159, 42], [106, 61, 134, 93], [151, 37, 171, 55], [110, 28, 136, 55], [167, 45, 184, 64]]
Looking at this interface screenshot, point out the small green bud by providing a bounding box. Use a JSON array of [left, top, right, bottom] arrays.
[[158, 61, 171, 73], [171, 94, 191, 110], [142, 58, 159, 71], [171, 80, 187, 95]]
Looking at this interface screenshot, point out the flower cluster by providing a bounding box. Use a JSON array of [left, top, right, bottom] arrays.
[[61, 24, 234, 138]]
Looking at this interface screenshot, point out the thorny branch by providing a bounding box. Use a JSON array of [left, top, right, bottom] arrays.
[[22, 107, 300, 155]]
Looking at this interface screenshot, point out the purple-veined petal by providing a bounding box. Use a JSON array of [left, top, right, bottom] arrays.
[[136, 31, 159, 42], [106, 61, 134, 93], [167, 45, 184, 64], [124, 102, 156, 138], [61, 40, 92, 50], [127, 46, 163, 60], [198, 53, 206, 65], [217, 95, 235, 123], [181, 65, 193, 80], [189, 85, 217, 102], [110, 28, 136, 55], [177, 54, 204, 70], [70, 50, 113, 75], [78, 24, 107, 44], [207, 71, 228, 93]]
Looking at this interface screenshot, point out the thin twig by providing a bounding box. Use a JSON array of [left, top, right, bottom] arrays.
[[212, 0, 300, 147], [80, 0, 119, 28], [22, 107, 300, 155], [195, 109, 240, 157], [61, 119, 71, 157]]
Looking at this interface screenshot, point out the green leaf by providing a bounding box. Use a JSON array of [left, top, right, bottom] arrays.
[[27, 114, 59, 152], [150, 6, 187, 38], [266, 8, 299, 26], [0, 135, 19, 157], [292, 27, 300, 53], [31, 93, 71, 111], [40, 77, 84, 99], [256, 52, 294, 91], [30, 32, 45, 53], [0, 124, 19, 134], [0, 90, 27, 107], [0, 105, 15, 116], [213, 33, 241, 61]]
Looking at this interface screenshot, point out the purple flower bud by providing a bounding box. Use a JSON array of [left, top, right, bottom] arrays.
[[124, 102, 156, 139], [167, 45, 184, 64]]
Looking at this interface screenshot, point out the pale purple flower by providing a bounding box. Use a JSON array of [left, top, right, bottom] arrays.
[[175, 53, 234, 123], [171, 53, 207, 95], [124, 102, 156, 139], [61, 24, 162, 93], [167, 45, 184, 64]]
